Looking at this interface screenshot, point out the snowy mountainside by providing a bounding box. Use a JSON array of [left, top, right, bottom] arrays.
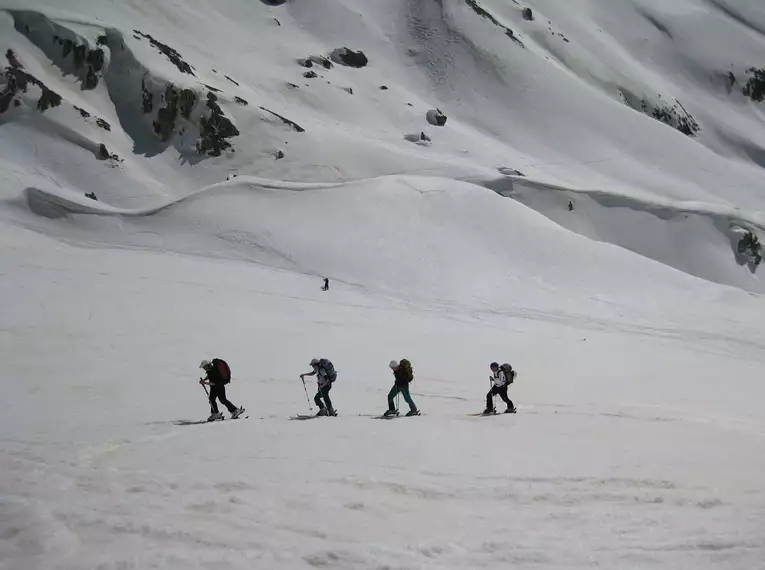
[[1, 0, 765, 288], [2, 2, 765, 569]]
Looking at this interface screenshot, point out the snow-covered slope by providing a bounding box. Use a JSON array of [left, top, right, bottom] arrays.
[[2, 1, 765, 568]]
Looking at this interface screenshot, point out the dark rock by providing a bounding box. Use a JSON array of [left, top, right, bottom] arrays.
[[74, 106, 91, 118], [304, 70, 318, 78], [197, 92, 240, 156], [464, 0, 525, 47], [276, 149, 285, 159], [96, 118, 111, 131], [300, 58, 313, 68], [84, 66, 98, 90], [87, 49, 105, 73], [274, 18, 281, 26], [85, 192, 98, 200], [380, 85, 388, 90], [522, 7, 534, 21], [260, 0, 286, 4], [97, 143, 110, 160], [235, 96, 249, 106], [5, 49, 22, 69], [426, 108, 447, 126], [287, 82, 300, 89], [343, 87, 353, 94], [259, 106, 305, 132], [204, 84, 223, 93], [96, 35, 107, 46], [330, 47, 368, 68], [178, 88, 197, 119], [133, 30, 195, 76], [743, 67, 765, 102], [224, 75, 239, 86], [141, 79, 153, 113], [37, 88, 62, 112]]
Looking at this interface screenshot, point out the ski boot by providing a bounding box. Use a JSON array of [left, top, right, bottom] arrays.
[[316, 407, 329, 416], [505, 406, 517, 414], [327, 408, 337, 417], [383, 409, 398, 417], [207, 411, 224, 422], [405, 409, 420, 417], [231, 407, 245, 419], [482, 407, 496, 415]]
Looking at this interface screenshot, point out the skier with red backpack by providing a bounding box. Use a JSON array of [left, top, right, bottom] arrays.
[[484, 362, 516, 414], [200, 359, 245, 421]]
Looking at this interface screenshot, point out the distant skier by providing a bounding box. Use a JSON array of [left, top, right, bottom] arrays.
[[321, 278, 330, 291], [384, 359, 419, 417], [300, 358, 337, 416], [199, 359, 245, 421], [484, 362, 516, 414], [568, 200, 574, 212]]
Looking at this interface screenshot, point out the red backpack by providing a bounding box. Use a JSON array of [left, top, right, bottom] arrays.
[[212, 358, 231, 384]]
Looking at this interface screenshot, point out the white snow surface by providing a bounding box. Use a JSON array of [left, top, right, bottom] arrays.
[[1, 1, 765, 568]]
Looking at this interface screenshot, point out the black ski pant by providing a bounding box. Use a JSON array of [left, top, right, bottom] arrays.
[[209, 383, 238, 414], [486, 385, 513, 410], [314, 384, 333, 411]]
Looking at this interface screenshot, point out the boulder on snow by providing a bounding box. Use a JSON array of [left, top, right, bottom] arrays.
[[303, 70, 317, 79], [404, 132, 431, 146], [299, 55, 333, 69], [426, 108, 447, 126], [522, 8, 534, 21], [330, 47, 368, 68]]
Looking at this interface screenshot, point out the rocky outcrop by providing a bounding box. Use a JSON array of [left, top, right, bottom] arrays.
[[426, 109, 447, 126], [133, 30, 195, 76], [1, 50, 62, 116], [743, 67, 765, 102], [330, 47, 369, 68], [197, 93, 240, 156]]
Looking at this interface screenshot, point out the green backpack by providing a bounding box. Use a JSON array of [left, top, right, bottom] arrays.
[[399, 359, 414, 383]]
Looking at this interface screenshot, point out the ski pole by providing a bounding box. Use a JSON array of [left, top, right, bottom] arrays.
[[396, 391, 400, 414], [301, 377, 313, 411]]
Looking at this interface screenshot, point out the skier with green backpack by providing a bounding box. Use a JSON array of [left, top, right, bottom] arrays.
[[383, 359, 420, 417]]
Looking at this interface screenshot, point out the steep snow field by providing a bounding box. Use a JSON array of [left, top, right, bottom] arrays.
[[2, 0, 765, 568]]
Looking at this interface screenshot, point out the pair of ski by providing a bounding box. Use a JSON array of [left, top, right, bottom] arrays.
[[174, 415, 248, 426], [467, 409, 517, 417], [290, 410, 339, 421], [366, 411, 421, 420]]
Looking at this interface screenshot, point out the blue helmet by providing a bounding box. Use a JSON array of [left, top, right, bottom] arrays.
[[490, 362, 499, 369]]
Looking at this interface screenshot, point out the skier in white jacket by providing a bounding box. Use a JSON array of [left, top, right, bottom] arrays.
[[484, 362, 516, 414]]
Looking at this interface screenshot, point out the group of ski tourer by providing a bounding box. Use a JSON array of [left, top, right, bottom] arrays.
[[198, 357, 517, 421]]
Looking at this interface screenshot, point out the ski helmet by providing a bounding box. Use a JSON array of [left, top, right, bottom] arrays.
[[389, 360, 399, 369], [200, 359, 212, 371], [310, 358, 320, 366], [490, 362, 499, 369]]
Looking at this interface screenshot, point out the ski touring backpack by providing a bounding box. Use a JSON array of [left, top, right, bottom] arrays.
[[499, 363, 515, 384], [399, 359, 414, 383], [318, 358, 337, 383], [212, 358, 231, 385]]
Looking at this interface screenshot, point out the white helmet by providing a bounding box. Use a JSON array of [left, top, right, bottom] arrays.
[[199, 359, 212, 370], [389, 360, 399, 369]]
